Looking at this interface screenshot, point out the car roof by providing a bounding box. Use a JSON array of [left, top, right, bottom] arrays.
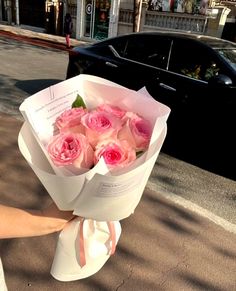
[[94, 31, 236, 50]]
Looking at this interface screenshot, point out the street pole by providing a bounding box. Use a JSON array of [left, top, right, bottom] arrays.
[[15, 0, 20, 25], [133, 0, 142, 32]]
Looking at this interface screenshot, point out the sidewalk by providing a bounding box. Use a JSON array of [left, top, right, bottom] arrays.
[[0, 25, 236, 291], [0, 23, 90, 50]]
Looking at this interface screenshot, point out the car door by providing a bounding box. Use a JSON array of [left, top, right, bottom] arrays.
[[155, 38, 235, 171]]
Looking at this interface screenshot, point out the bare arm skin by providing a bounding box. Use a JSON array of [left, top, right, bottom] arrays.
[[0, 203, 74, 239]]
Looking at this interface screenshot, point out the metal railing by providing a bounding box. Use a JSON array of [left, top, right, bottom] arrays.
[[119, 9, 133, 23], [118, 9, 208, 34], [145, 11, 208, 33]]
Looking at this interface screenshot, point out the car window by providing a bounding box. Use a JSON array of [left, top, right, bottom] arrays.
[[217, 49, 236, 70], [110, 38, 129, 57], [169, 40, 225, 81], [119, 35, 171, 69], [91, 37, 129, 58]]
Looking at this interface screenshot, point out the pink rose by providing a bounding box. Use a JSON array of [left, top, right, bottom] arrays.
[[94, 139, 136, 169], [97, 104, 126, 119], [118, 112, 152, 151], [47, 132, 94, 169], [81, 111, 122, 148], [55, 107, 87, 134]]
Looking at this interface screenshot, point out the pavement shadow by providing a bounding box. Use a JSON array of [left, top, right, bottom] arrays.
[[0, 75, 63, 116], [15, 79, 63, 95]]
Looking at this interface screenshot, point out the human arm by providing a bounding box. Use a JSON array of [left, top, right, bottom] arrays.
[[0, 202, 74, 239]]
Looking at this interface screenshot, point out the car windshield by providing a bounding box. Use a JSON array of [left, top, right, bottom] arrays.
[[217, 48, 236, 70]]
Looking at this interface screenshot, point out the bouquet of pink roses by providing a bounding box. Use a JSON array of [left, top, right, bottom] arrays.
[[18, 74, 170, 281], [18, 74, 170, 221], [47, 100, 153, 176]]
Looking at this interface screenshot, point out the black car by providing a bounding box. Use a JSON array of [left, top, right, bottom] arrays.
[[66, 31, 236, 180]]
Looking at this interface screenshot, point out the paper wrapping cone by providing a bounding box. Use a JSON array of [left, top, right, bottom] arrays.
[[0, 258, 8, 291], [50, 218, 121, 281]]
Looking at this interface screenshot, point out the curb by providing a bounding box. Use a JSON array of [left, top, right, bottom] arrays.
[[0, 23, 90, 48]]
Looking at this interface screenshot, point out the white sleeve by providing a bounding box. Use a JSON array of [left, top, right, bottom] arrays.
[[0, 258, 8, 291]]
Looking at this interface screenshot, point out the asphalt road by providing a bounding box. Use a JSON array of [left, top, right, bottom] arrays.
[[0, 34, 235, 228]]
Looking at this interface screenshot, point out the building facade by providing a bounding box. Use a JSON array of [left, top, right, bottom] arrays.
[[0, 0, 235, 41]]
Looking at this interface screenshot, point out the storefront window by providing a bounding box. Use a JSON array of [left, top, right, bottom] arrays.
[[147, 0, 209, 14], [84, 0, 111, 40], [84, 0, 93, 37]]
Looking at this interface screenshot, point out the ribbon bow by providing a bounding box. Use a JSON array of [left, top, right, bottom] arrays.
[[78, 219, 117, 268]]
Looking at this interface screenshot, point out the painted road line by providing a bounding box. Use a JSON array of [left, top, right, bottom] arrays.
[[147, 181, 236, 235]]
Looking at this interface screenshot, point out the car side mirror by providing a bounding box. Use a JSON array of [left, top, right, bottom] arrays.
[[208, 74, 233, 87]]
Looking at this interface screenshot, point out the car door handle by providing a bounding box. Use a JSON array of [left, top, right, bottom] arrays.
[[105, 61, 118, 68], [159, 83, 176, 91]]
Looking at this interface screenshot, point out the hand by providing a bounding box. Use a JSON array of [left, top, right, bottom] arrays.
[[41, 202, 75, 232], [0, 203, 76, 239]]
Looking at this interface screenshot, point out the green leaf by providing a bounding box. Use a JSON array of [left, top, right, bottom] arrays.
[[72, 94, 86, 109]]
